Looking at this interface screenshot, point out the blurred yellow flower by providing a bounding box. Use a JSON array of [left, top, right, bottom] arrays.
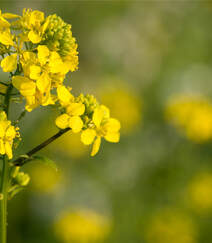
[[146, 209, 196, 243], [53, 132, 89, 159], [54, 209, 111, 243], [28, 163, 61, 193], [187, 172, 212, 213], [165, 95, 212, 143], [100, 86, 141, 134]]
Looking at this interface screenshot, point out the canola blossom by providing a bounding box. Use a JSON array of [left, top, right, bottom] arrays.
[[0, 9, 120, 243], [0, 111, 19, 159], [0, 8, 120, 158]]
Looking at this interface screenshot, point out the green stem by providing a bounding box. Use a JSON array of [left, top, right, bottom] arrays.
[[0, 84, 12, 243], [0, 156, 9, 243]]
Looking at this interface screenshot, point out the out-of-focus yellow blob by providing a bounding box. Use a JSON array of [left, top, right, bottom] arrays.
[[187, 172, 212, 212], [53, 132, 89, 159], [28, 163, 61, 193], [54, 209, 111, 243], [100, 85, 141, 134], [165, 95, 212, 143], [146, 209, 196, 243]]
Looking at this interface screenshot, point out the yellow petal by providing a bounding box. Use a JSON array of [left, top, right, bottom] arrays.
[[69, 116, 83, 133], [104, 132, 120, 143], [104, 118, 121, 133], [2, 13, 20, 19], [93, 105, 110, 127], [1, 54, 17, 72], [81, 129, 96, 145], [37, 45, 49, 65], [12, 76, 36, 96], [29, 65, 41, 80], [36, 72, 51, 93], [0, 121, 8, 137], [0, 31, 13, 45], [25, 96, 38, 112], [0, 139, 5, 155], [0, 18, 10, 29], [5, 141, 12, 159], [22, 51, 36, 62], [28, 30, 41, 44], [29, 10, 44, 26], [6, 126, 16, 140], [41, 93, 55, 106], [49, 52, 66, 73], [41, 18, 49, 33], [91, 136, 101, 156], [25, 95, 36, 106], [57, 85, 73, 107], [0, 111, 6, 121], [55, 114, 70, 129], [66, 103, 85, 116]]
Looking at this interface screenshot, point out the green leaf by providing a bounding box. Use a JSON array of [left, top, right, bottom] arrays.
[[31, 155, 58, 172]]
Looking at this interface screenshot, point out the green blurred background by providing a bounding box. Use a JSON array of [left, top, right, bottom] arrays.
[[2, 1, 212, 243]]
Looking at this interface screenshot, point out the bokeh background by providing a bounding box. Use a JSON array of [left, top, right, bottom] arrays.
[[1, 1, 212, 243]]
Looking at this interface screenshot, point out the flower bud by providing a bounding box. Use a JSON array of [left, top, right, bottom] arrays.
[[15, 172, 30, 186]]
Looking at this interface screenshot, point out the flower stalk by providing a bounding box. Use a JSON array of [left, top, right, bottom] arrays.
[[13, 127, 71, 166], [0, 9, 121, 243], [0, 84, 13, 243]]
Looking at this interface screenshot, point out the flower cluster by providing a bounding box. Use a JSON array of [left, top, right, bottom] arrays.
[[0, 9, 120, 158], [55, 86, 121, 156], [0, 9, 78, 112], [165, 95, 212, 143]]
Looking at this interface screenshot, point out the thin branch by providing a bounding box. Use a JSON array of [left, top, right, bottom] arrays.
[[13, 128, 71, 166]]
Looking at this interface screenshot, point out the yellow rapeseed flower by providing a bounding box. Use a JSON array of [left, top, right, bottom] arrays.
[[12, 45, 71, 111], [55, 86, 85, 133], [81, 105, 121, 156], [17, 9, 48, 44], [0, 111, 19, 159]]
